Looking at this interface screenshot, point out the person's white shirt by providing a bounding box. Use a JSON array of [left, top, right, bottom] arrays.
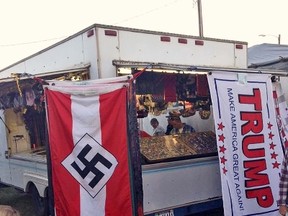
[[153, 125, 165, 136]]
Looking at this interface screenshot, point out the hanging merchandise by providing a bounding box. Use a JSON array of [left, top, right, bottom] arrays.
[[24, 88, 36, 106], [195, 99, 211, 119], [136, 72, 164, 95], [0, 98, 5, 110], [176, 74, 196, 101], [0, 95, 10, 109], [137, 109, 148, 118], [136, 95, 148, 118], [13, 93, 24, 113], [135, 72, 167, 116], [180, 101, 196, 117], [164, 74, 177, 102], [152, 94, 168, 116], [143, 94, 156, 113], [199, 110, 211, 119], [196, 74, 209, 97], [22, 85, 46, 148], [195, 100, 211, 110], [13, 74, 23, 97]]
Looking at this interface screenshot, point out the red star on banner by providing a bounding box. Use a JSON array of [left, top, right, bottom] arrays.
[[267, 122, 273, 130], [220, 156, 227, 164], [218, 134, 225, 143], [219, 145, 226, 153], [222, 167, 228, 175], [271, 152, 278, 160], [217, 122, 225, 131], [268, 132, 275, 140], [272, 161, 281, 169], [270, 142, 276, 150]]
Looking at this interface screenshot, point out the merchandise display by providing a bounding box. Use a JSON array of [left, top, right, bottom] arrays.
[[140, 131, 217, 163]]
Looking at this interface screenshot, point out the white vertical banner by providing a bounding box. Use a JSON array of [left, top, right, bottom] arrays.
[[207, 72, 283, 215]]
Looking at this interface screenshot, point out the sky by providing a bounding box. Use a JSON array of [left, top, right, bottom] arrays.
[[0, 0, 287, 70]]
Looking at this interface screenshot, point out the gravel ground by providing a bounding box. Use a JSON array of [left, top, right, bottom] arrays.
[[0, 184, 223, 216], [0, 185, 35, 216]]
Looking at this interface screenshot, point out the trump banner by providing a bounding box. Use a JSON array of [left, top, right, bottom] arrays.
[[45, 76, 142, 216], [207, 72, 284, 215]]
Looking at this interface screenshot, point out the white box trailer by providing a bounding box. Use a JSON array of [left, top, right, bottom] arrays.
[[0, 24, 247, 80], [0, 23, 249, 216]]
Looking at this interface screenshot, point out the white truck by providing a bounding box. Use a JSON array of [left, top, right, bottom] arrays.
[[0, 23, 249, 215]]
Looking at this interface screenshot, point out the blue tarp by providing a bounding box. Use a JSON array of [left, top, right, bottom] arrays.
[[248, 43, 288, 70]]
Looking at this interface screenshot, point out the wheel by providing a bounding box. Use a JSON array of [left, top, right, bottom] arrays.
[[0, 183, 8, 188], [30, 184, 48, 216]]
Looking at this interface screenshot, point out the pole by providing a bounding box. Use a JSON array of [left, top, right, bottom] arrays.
[[197, 0, 204, 37], [259, 34, 281, 44], [0, 116, 11, 133]]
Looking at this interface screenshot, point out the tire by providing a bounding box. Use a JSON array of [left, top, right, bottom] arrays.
[[30, 184, 48, 216], [0, 183, 8, 188]]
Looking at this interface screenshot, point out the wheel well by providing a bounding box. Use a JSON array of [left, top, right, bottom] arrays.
[[26, 181, 48, 198], [28, 181, 48, 216], [26, 181, 35, 194], [44, 187, 48, 198]]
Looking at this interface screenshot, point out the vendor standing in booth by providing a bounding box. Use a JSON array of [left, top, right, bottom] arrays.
[[165, 117, 174, 135], [167, 114, 195, 135], [150, 118, 165, 136]]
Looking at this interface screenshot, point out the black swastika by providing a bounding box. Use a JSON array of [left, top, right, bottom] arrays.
[[71, 144, 113, 189]]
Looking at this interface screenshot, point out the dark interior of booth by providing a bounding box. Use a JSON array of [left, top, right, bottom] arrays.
[[133, 70, 217, 165], [0, 71, 89, 155], [0, 70, 218, 163]]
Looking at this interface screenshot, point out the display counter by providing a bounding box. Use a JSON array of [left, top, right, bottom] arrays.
[[140, 131, 217, 164]]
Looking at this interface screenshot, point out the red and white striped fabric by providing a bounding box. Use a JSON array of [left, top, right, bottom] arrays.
[[45, 76, 133, 216], [272, 82, 288, 148]]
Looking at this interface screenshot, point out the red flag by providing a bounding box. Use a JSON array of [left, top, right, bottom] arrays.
[[45, 79, 134, 216]]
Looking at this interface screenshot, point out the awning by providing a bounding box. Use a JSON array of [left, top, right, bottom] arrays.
[[113, 60, 288, 77], [0, 64, 90, 97]]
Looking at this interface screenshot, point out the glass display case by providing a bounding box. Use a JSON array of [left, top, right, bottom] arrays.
[[140, 131, 217, 164]]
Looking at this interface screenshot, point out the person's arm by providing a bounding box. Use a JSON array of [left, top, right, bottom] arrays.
[[183, 124, 195, 133], [165, 124, 173, 135], [279, 150, 288, 215], [279, 205, 287, 216]]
